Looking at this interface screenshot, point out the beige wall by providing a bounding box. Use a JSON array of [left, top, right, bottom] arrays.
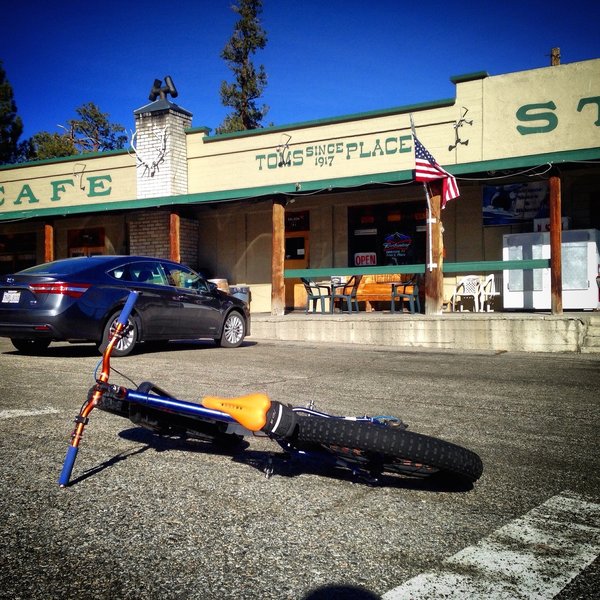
[[482, 60, 600, 160], [0, 152, 136, 219], [2, 59, 598, 224], [185, 59, 599, 198]]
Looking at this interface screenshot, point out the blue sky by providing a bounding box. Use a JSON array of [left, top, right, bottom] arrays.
[[2, 0, 599, 140]]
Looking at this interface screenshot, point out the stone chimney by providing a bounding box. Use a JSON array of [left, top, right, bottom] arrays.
[[133, 96, 192, 199]]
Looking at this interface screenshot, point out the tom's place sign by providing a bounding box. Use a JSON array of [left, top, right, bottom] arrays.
[[255, 134, 414, 170]]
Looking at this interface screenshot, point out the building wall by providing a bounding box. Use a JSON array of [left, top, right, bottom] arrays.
[[1, 59, 599, 312], [0, 151, 136, 217]]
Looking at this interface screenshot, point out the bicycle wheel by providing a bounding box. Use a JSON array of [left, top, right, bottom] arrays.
[[294, 416, 483, 482]]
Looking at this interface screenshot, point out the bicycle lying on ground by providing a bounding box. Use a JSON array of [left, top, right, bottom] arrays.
[[59, 291, 483, 488]]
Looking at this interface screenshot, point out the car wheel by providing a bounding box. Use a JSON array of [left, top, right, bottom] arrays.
[[101, 312, 138, 357], [215, 311, 245, 348], [10, 338, 51, 354]]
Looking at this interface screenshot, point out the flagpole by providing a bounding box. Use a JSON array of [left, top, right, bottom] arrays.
[[423, 183, 434, 272], [410, 114, 444, 314], [410, 114, 434, 273]]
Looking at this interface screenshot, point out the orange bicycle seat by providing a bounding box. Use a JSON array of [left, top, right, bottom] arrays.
[[202, 393, 271, 432]]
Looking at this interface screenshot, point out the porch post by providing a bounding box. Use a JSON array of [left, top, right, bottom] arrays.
[[271, 197, 286, 316], [169, 211, 181, 263], [549, 173, 563, 314], [44, 223, 54, 263], [424, 185, 444, 314]]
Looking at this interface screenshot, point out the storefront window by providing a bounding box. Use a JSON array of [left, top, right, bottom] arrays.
[[0, 232, 37, 274], [68, 227, 105, 257], [348, 203, 426, 267]]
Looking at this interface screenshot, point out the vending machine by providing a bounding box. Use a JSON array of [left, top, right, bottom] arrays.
[[502, 229, 600, 310]]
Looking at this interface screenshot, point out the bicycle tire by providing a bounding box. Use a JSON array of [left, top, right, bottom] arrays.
[[294, 416, 483, 482]]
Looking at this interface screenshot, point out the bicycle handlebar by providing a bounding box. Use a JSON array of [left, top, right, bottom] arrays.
[[59, 290, 140, 487], [117, 291, 139, 326]]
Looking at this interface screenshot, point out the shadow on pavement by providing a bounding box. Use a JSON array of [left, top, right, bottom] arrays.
[[88, 427, 477, 493]]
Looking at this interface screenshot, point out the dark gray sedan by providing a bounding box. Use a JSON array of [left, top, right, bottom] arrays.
[[0, 255, 250, 356]]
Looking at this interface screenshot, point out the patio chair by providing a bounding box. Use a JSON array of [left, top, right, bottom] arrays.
[[301, 278, 329, 314], [450, 275, 482, 312], [481, 274, 500, 312], [330, 275, 362, 313], [391, 277, 421, 314]]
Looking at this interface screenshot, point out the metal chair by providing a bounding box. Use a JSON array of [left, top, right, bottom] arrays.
[[330, 275, 362, 313], [391, 278, 421, 314], [301, 278, 329, 314], [481, 274, 500, 312], [450, 275, 482, 312]]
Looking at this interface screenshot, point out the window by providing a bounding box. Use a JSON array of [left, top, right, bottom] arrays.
[[162, 263, 209, 292], [68, 227, 105, 257], [348, 202, 426, 267], [108, 261, 168, 285]]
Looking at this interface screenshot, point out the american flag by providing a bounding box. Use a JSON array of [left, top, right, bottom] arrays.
[[413, 136, 459, 208]]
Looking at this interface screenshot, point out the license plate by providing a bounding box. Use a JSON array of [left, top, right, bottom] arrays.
[[1, 290, 21, 303]]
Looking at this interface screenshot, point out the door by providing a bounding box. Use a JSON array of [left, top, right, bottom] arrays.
[[285, 231, 309, 309], [161, 262, 224, 337]]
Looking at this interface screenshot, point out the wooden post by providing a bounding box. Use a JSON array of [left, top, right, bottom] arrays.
[[424, 184, 444, 314], [44, 223, 54, 263], [271, 198, 286, 316], [549, 174, 563, 314], [169, 212, 181, 263]]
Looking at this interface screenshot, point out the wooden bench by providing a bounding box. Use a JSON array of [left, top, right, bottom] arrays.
[[356, 273, 420, 312]]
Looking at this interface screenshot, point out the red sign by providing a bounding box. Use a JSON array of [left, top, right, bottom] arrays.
[[354, 252, 377, 266]]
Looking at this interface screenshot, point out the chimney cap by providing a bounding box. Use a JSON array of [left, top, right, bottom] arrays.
[[134, 98, 193, 117]]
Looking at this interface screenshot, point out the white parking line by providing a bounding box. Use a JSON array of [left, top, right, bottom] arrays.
[[383, 491, 600, 599], [0, 407, 59, 419]]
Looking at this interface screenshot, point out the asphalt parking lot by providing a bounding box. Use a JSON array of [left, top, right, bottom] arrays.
[[0, 337, 598, 599]]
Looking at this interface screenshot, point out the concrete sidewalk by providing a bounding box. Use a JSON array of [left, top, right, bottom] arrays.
[[249, 310, 600, 353]]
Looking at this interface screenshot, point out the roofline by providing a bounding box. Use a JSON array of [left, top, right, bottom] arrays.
[[0, 148, 129, 171], [2, 147, 598, 222], [192, 98, 457, 141]]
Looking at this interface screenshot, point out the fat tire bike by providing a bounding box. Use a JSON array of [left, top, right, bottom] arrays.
[[59, 291, 483, 487]]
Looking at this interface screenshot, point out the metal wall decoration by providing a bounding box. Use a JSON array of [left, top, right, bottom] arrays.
[[449, 107, 473, 151]]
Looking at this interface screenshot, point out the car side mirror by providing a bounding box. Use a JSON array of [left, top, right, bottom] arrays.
[[207, 281, 218, 292]]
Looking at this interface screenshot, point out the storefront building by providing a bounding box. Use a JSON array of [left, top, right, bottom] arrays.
[[1, 58, 599, 313]]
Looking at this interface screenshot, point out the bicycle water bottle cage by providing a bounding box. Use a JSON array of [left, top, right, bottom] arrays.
[[202, 393, 272, 432]]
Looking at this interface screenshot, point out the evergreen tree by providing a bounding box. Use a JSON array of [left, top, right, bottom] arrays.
[[0, 60, 24, 165], [217, 0, 268, 134], [28, 102, 127, 160], [66, 102, 127, 153], [29, 131, 76, 160]]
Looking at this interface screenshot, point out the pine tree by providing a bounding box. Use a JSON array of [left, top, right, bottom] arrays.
[[217, 0, 269, 134], [0, 60, 24, 165], [65, 102, 127, 153], [28, 102, 127, 160]]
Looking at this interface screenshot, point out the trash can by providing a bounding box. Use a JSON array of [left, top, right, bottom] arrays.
[[230, 285, 251, 305]]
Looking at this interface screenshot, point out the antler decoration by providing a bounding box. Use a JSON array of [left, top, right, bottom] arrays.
[[449, 107, 473, 151], [276, 134, 292, 167], [128, 127, 168, 177]]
